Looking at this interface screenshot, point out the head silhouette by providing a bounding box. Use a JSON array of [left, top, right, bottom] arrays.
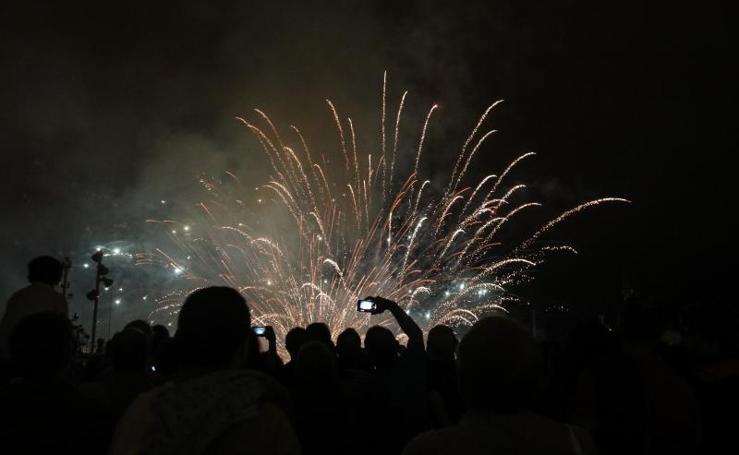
[[336, 328, 361, 358], [427, 325, 458, 360], [458, 316, 543, 413], [285, 327, 307, 360], [306, 322, 333, 347], [295, 341, 338, 389], [364, 325, 398, 368], [175, 287, 251, 370], [9, 312, 73, 378], [27, 256, 63, 286], [107, 328, 148, 372], [125, 320, 153, 339]]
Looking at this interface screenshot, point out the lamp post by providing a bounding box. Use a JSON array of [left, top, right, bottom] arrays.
[[86, 251, 113, 353]]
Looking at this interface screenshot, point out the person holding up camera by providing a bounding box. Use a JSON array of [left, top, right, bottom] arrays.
[[359, 296, 433, 454]]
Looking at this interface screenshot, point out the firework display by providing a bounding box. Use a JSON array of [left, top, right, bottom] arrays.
[[139, 75, 627, 342]]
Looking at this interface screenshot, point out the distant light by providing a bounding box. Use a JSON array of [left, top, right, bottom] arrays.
[[118, 287, 124, 292], [83, 263, 90, 269], [238, 223, 244, 227], [444, 291, 450, 297], [171, 230, 177, 234], [113, 248, 121, 255], [114, 299, 121, 305], [161, 200, 166, 204], [183, 225, 190, 231], [167, 322, 172, 327], [323, 279, 328, 284], [459, 283, 465, 290], [317, 235, 322, 241], [186, 256, 191, 260], [257, 198, 263, 203], [104, 287, 110, 292], [173, 266, 183, 275], [425, 312, 431, 320], [142, 296, 148, 301], [267, 280, 272, 286], [95, 246, 103, 251], [386, 237, 391, 244]]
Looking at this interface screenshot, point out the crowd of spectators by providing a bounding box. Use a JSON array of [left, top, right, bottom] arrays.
[[1, 256, 737, 454]]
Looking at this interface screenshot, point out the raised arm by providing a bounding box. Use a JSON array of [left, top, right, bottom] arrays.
[[369, 296, 424, 352]]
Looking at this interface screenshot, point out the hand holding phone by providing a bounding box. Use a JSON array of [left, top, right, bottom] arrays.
[[357, 299, 376, 313], [357, 296, 392, 314]]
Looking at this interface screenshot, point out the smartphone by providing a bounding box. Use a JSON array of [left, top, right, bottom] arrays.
[[357, 299, 376, 313], [252, 326, 267, 336]]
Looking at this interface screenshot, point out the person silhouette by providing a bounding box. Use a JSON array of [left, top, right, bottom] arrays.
[[426, 325, 463, 426], [305, 322, 334, 349], [336, 327, 369, 371], [291, 341, 359, 455], [362, 296, 432, 454], [0, 256, 68, 359], [78, 327, 154, 422], [0, 312, 109, 454], [404, 315, 596, 455], [278, 326, 307, 387], [108, 287, 299, 455]]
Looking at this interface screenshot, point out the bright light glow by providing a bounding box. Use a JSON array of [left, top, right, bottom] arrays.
[[114, 299, 121, 305], [143, 82, 627, 344], [183, 225, 190, 231], [83, 263, 89, 269], [113, 248, 121, 255]]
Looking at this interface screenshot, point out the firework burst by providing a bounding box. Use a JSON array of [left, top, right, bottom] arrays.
[[140, 74, 628, 343]]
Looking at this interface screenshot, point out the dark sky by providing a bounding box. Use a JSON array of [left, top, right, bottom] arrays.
[[1, 1, 735, 322]]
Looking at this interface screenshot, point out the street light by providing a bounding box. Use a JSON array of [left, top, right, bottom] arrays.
[[87, 251, 113, 353]]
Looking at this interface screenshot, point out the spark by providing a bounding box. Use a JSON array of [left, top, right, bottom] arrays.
[[143, 76, 627, 347]]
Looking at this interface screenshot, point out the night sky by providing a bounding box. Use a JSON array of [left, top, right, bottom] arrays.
[[1, 1, 734, 329]]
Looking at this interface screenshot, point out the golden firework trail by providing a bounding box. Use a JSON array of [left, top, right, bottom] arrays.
[[140, 73, 628, 345]]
